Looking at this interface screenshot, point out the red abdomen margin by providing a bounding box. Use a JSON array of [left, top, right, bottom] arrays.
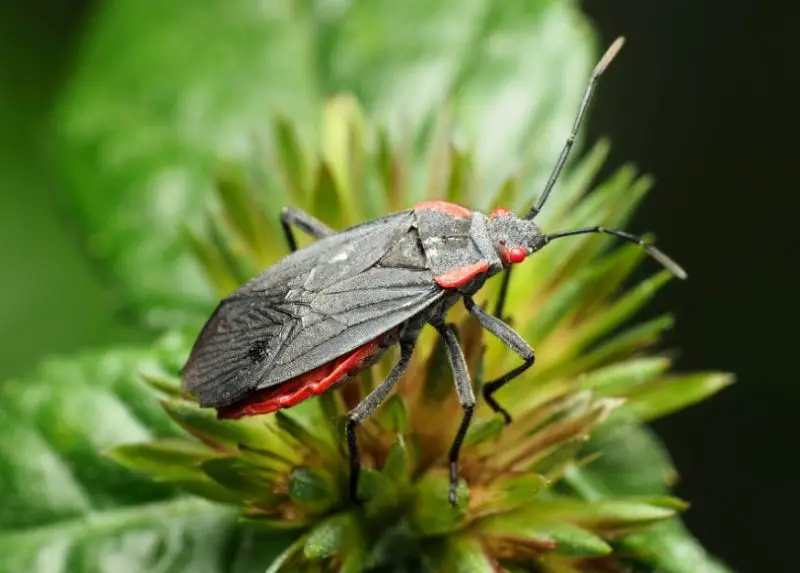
[[217, 334, 389, 419]]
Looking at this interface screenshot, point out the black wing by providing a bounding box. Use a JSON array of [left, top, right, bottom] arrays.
[[182, 211, 443, 408]]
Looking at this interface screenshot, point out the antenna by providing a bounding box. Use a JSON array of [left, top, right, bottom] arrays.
[[543, 226, 688, 279], [524, 37, 625, 220]]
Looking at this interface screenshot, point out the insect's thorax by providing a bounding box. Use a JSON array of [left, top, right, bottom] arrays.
[[413, 207, 502, 293]]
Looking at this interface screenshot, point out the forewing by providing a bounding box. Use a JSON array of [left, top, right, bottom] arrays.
[[181, 294, 294, 406], [262, 267, 444, 386], [242, 211, 414, 296], [182, 211, 421, 407]]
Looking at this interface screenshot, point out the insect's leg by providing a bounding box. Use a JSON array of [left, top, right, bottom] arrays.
[[464, 296, 535, 424], [493, 267, 513, 319], [432, 321, 475, 507], [280, 206, 334, 252], [345, 339, 415, 503]]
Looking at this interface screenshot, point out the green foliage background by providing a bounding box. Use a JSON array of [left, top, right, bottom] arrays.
[[0, 1, 730, 572]]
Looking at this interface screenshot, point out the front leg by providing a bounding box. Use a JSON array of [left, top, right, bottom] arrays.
[[345, 338, 415, 503], [432, 321, 475, 507], [464, 296, 535, 424], [280, 206, 334, 252], [493, 267, 513, 319]]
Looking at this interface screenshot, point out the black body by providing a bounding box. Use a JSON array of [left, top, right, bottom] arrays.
[[183, 207, 532, 407]]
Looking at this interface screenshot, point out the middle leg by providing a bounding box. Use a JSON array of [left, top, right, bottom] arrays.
[[493, 267, 513, 320], [464, 296, 535, 424], [432, 321, 476, 507]]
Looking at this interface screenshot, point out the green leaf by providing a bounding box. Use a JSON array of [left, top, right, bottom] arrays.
[[578, 357, 672, 397], [570, 271, 673, 356], [288, 466, 340, 512], [410, 473, 469, 536], [339, 540, 367, 573], [542, 522, 612, 557], [55, 1, 321, 316], [526, 497, 681, 531], [435, 535, 496, 572], [55, 0, 594, 318], [359, 468, 402, 518], [108, 438, 218, 479], [303, 513, 354, 561], [567, 422, 733, 572], [272, 116, 312, 204], [107, 439, 242, 503], [265, 533, 310, 573], [139, 370, 183, 398], [473, 473, 548, 516], [227, 528, 301, 573], [0, 346, 286, 572], [162, 400, 281, 454], [200, 458, 282, 506], [482, 516, 611, 557], [0, 498, 236, 573], [620, 372, 734, 422], [624, 520, 733, 573], [382, 436, 410, 481], [541, 315, 675, 381], [362, 520, 421, 570], [214, 166, 274, 264], [527, 246, 644, 342], [569, 421, 678, 496], [275, 405, 339, 462], [375, 393, 409, 434], [463, 414, 505, 447]]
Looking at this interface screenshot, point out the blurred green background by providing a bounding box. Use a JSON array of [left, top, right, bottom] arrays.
[[0, 0, 141, 376], [0, 1, 793, 571]]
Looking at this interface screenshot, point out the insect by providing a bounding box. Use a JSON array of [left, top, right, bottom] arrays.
[[182, 37, 686, 507]]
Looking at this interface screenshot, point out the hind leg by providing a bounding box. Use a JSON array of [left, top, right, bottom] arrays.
[[280, 207, 334, 252]]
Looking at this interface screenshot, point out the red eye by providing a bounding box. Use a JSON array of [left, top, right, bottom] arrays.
[[500, 246, 527, 264], [491, 207, 512, 218], [508, 246, 527, 263], [499, 239, 507, 246]]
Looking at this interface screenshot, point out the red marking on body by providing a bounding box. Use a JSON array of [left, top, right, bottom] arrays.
[[434, 260, 490, 289], [217, 337, 385, 419], [499, 246, 527, 265], [490, 207, 512, 218], [414, 200, 471, 218]]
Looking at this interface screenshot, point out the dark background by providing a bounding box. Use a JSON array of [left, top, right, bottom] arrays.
[[582, 2, 796, 572], [0, 1, 794, 571]]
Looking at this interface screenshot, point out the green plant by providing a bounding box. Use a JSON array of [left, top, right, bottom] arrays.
[[0, 1, 732, 572]]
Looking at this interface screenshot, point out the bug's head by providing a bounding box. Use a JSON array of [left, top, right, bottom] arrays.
[[487, 208, 547, 266]]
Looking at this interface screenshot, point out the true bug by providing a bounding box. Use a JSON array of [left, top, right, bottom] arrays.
[[182, 37, 686, 506]]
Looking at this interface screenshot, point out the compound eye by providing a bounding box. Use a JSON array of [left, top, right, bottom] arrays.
[[508, 246, 527, 263], [500, 245, 527, 264], [490, 207, 512, 218]]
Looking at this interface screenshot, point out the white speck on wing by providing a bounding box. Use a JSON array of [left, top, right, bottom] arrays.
[[331, 251, 349, 262]]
